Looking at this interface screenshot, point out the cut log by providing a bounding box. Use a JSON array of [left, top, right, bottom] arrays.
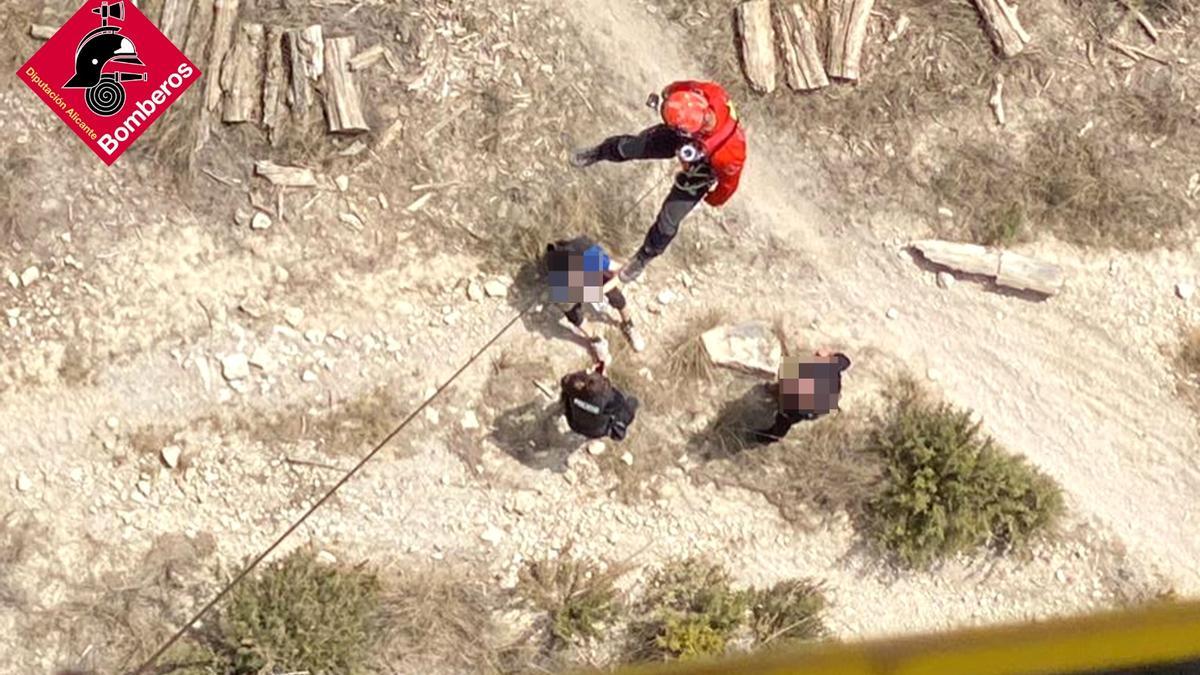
[[301, 25, 325, 81], [254, 160, 317, 187], [996, 251, 1065, 296], [221, 22, 265, 123], [283, 29, 312, 112], [735, 0, 776, 93], [30, 24, 57, 40], [910, 240, 1001, 277], [970, 0, 1031, 58], [182, 0, 214, 65], [775, 3, 829, 91], [323, 36, 369, 133], [261, 25, 286, 141], [203, 0, 240, 112], [827, 0, 875, 80], [159, 0, 194, 46], [349, 44, 386, 71]]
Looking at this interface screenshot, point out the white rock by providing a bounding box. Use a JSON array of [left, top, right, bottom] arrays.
[[657, 289, 677, 305], [467, 281, 485, 301], [274, 265, 290, 283], [587, 440, 606, 456], [335, 175, 350, 192], [304, 329, 326, 344], [443, 312, 459, 326], [1176, 282, 1195, 301], [5, 271, 18, 288], [161, 445, 182, 469], [620, 451, 634, 466], [249, 346, 274, 370], [968, 410, 983, 425], [1055, 569, 1067, 583], [317, 550, 338, 565], [484, 279, 508, 298], [461, 410, 480, 430], [136, 480, 152, 497], [283, 307, 304, 327], [221, 353, 251, 381], [886, 307, 900, 320], [250, 212, 272, 230], [20, 266, 40, 287], [700, 322, 783, 378], [331, 327, 348, 341], [15, 472, 32, 492], [106, 416, 119, 430], [937, 207, 955, 219], [926, 368, 941, 382], [480, 526, 505, 544], [301, 369, 319, 383], [679, 271, 695, 288], [936, 271, 955, 289]]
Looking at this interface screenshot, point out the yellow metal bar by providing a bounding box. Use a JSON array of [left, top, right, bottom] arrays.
[[613, 601, 1200, 675]]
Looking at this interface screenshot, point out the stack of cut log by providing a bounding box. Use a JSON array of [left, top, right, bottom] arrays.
[[149, 0, 373, 144], [735, 0, 1031, 91]]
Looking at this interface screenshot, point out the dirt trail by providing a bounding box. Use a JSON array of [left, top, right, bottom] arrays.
[[559, 0, 1200, 593]]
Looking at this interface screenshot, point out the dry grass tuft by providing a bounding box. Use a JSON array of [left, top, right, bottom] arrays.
[[750, 578, 828, 647], [517, 543, 625, 648], [379, 566, 502, 673], [664, 309, 728, 385]]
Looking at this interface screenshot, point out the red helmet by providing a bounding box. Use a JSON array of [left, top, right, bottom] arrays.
[[661, 89, 710, 135]]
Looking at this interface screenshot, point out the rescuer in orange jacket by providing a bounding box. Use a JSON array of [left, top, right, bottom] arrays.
[[570, 80, 746, 283]]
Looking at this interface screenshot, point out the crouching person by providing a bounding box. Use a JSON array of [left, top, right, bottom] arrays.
[[560, 367, 639, 441], [753, 349, 852, 444]]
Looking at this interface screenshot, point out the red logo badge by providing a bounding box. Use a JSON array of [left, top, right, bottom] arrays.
[[16, 0, 201, 165]]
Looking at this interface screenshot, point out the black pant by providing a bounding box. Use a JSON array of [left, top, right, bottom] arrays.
[[563, 287, 627, 327], [753, 410, 821, 444], [596, 125, 716, 262]]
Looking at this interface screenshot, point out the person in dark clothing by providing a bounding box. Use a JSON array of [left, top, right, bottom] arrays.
[[560, 367, 639, 441], [545, 237, 647, 365], [570, 80, 746, 283], [753, 350, 852, 444]]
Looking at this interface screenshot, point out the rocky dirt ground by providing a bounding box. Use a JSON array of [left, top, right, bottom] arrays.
[[1, 0, 1198, 673]]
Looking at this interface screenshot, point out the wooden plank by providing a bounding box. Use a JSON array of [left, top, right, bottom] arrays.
[[221, 21, 265, 123], [301, 25, 325, 81], [203, 0, 240, 112], [159, 0, 194, 47], [262, 25, 286, 140], [996, 251, 1064, 295], [254, 160, 317, 187], [323, 36, 369, 133], [827, 0, 875, 81], [911, 240, 1001, 277], [775, 3, 829, 91], [970, 0, 1030, 58], [283, 29, 311, 112], [735, 0, 776, 93]]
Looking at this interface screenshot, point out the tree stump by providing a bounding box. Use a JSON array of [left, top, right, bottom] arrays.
[[203, 0, 239, 112], [221, 22, 264, 123], [322, 36, 369, 133]]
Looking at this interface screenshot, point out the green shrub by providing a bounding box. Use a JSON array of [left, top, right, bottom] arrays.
[[636, 559, 750, 661], [866, 380, 1064, 568], [210, 550, 384, 675], [750, 579, 828, 646], [518, 545, 623, 646]]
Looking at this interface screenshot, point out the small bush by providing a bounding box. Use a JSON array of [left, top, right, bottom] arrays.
[[750, 579, 828, 647], [209, 550, 384, 675], [634, 559, 750, 661], [866, 379, 1064, 568], [518, 545, 623, 646]]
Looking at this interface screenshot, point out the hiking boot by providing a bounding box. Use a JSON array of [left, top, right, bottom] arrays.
[[569, 146, 601, 168], [621, 320, 646, 353], [590, 336, 612, 368], [618, 254, 647, 284]]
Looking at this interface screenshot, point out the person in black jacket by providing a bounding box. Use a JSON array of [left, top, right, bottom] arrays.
[[560, 367, 639, 441], [753, 350, 852, 444]]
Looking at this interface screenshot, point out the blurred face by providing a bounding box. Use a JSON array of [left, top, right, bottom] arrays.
[[549, 250, 604, 303], [778, 353, 845, 415]]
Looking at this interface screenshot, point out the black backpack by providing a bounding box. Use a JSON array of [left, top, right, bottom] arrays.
[[560, 371, 639, 441]]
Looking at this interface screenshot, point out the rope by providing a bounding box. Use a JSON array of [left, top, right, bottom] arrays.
[[131, 162, 670, 675]]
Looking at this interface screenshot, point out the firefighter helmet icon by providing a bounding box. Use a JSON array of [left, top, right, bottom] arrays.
[[62, 1, 148, 117]]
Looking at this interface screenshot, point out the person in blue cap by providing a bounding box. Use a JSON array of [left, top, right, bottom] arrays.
[[546, 236, 647, 367]]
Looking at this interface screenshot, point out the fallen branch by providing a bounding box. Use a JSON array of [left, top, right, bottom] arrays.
[[1119, 0, 1159, 41], [988, 73, 1006, 126]]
